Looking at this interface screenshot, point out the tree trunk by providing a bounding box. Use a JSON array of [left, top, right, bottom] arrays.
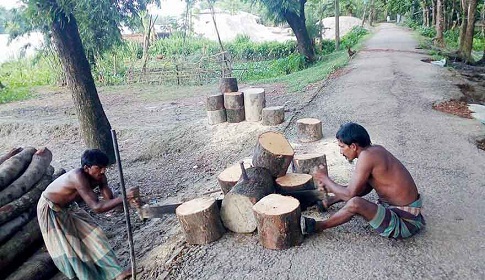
[[50, 11, 115, 163], [252, 131, 294, 178], [462, 0, 478, 63], [0, 147, 36, 191], [142, 14, 156, 74], [432, 0, 437, 26], [335, 0, 340, 50], [459, 0, 469, 51], [369, 0, 375, 26], [435, 0, 445, 47], [5, 250, 58, 280], [282, 0, 316, 62], [0, 148, 22, 166]]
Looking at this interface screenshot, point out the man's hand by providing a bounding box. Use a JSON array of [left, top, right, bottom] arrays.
[[126, 187, 142, 208], [312, 165, 329, 193]]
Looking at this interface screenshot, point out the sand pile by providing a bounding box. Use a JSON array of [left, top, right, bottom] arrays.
[[319, 16, 363, 40]]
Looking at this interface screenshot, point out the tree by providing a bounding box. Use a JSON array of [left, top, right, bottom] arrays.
[[434, 0, 445, 47], [335, 0, 341, 50], [459, 0, 478, 63]]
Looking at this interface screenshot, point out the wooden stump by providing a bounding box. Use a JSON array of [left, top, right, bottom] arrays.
[[296, 118, 323, 142], [206, 94, 224, 111], [217, 162, 252, 194], [207, 109, 227, 125], [176, 197, 225, 245], [262, 106, 285, 126], [252, 131, 294, 178], [220, 167, 275, 233], [223, 92, 244, 109], [243, 88, 266, 122], [275, 173, 315, 193], [253, 194, 303, 250], [226, 108, 245, 123], [292, 153, 327, 174], [219, 77, 238, 93], [0, 147, 37, 191]]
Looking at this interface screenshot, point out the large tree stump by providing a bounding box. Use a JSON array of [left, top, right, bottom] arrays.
[[220, 166, 275, 233], [296, 118, 323, 142], [176, 197, 225, 245], [252, 131, 294, 178], [207, 109, 227, 125], [217, 162, 252, 194], [253, 194, 303, 250], [243, 88, 266, 122], [275, 173, 315, 193], [226, 108, 245, 123], [206, 94, 225, 111], [262, 106, 285, 126], [0, 147, 37, 191], [219, 77, 238, 93], [0, 148, 23, 166], [223, 92, 244, 109], [292, 153, 327, 174]]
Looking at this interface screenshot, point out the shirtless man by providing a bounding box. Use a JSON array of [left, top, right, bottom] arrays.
[[302, 122, 425, 239], [37, 149, 139, 280]]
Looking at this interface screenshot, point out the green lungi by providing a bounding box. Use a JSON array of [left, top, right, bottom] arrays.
[[37, 194, 123, 280]]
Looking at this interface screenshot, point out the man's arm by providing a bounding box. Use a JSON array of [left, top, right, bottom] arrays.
[[75, 173, 123, 213]]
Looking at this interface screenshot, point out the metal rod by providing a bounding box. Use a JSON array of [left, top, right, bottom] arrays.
[[111, 129, 136, 280]]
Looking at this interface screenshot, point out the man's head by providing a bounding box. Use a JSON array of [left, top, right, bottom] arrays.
[[81, 149, 109, 181], [336, 122, 371, 162]]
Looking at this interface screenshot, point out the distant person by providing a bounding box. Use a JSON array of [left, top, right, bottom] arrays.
[[302, 123, 425, 239], [37, 149, 140, 280]]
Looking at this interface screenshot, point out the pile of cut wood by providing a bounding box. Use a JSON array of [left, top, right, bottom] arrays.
[[206, 77, 285, 126], [0, 147, 64, 280]]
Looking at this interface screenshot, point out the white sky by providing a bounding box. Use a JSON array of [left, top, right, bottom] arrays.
[[0, 0, 21, 9]]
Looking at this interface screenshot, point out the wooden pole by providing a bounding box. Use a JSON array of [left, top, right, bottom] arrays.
[[111, 130, 136, 280]]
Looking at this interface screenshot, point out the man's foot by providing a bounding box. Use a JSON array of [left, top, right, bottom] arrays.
[[300, 216, 317, 235], [116, 269, 132, 280]]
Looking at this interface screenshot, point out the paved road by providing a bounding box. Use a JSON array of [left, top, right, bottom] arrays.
[[173, 23, 485, 279]]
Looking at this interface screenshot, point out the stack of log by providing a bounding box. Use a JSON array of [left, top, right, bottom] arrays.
[[0, 147, 65, 280]]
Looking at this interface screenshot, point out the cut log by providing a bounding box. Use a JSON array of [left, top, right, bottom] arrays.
[[262, 106, 285, 126], [0, 207, 36, 245], [253, 194, 303, 250], [252, 131, 294, 178], [292, 153, 327, 174], [275, 173, 315, 193], [206, 94, 225, 111], [176, 197, 225, 245], [242, 87, 265, 122], [223, 91, 244, 109], [296, 118, 323, 142], [217, 162, 252, 194], [226, 108, 245, 123], [281, 189, 326, 210], [207, 109, 227, 125], [0, 147, 23, 166], [0, 147, 37, 191], [0, 219, 42, 273], [5, 250, 58, 280], [220, 166, 275, 233], [0, 148, 53, 207], [219, 77, 238, 93]]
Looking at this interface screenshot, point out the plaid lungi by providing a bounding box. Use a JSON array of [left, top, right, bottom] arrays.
[[37, 194, 123, 280]]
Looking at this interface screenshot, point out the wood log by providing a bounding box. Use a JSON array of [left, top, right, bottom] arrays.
[[296, 118, 323, 142], [207, 109, 227, 125], [206, 94, 224, 111], [223, 91, 244, 109], [5, 250, 58, 280], [219, 77, 238, 93], [262, 106, 285, 126], [217, 162, 252, 194], [0, 219, 42, 273], [0, 147, 23, 166], [220, 166, 275, 233], [281, 189, 326, 210], [226, 108, 245, 123], [253, 194, 303, 250], [0, 147, 37, 191], [0, 207, 36, 245], [292, 153, 327, 174], [0, 148, 53, 207], [252, 131, 294, 178], [242, 87, 265, 122], [275, 173, 315, 193], [176, 197, 225, 245]]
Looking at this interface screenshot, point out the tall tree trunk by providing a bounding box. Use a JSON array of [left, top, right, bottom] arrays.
[[142, 14, 155, 74], [421, 0, 428, 26], [462, 0, 478, 63], [282, 0, 316, 62], [335, 0, 340, 50], [459, 0, 469, 51], [369, 0, 375, 26], [435, 0, 445, 47], [51, 12, 115, 163], [432, 0, 437, 25]]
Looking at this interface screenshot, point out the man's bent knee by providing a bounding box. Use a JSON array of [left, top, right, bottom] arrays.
[[344, 197, 367, 213]]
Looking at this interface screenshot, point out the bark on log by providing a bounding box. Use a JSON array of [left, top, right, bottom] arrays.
[[226, 108, 245, 123], [242, 88, 265, 122], [296, 118, 323, 142], [220, 167, 275, 233], [281, 189, 326, 210], [0, 147, 23, 166], [252, 131, 294, 178], [0, 207, 36, 245], [0, 148, 53, 207], [207, 109, 227, 125], [219, 77, 238, 93], [253, 194, 303, 250], [223, 92, 244, 109], [0, 147, 37, 191], [262, 106, 285, 126], [292, 153, 327, 174], [217, 162, 252, 194], [275, 173, 315, 193], [206, 94, 225, 111], [5, 250, 58, 280], [176, 197, 225, 245]]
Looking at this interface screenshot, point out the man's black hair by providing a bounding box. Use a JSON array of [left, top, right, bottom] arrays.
[[336, 122, 371, 147], [81, 149, 109, 168]]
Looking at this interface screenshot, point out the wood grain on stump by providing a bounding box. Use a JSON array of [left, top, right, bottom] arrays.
[[275, 173, 315, 193], [219, 77, 238, 93], [223, 92, 244, 109], [296, 118, 323, 142], [176, 197, 225, 245], [207, 109, 227, 125], [253, 194, 303, 250], [217, 162, 252, 194], [242, 88, 266, 122], [206, 94, 225, 111], [226, 108, 245, 123], [292, 153, 327, 174], [252, 131, 294, 178], [262, 106, 285, 126]]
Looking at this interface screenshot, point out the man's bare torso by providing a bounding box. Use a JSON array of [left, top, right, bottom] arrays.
[[43, 168, 96, 207]]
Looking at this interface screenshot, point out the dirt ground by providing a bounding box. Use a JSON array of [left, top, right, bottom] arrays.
[[1, 23, 484, 279]]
